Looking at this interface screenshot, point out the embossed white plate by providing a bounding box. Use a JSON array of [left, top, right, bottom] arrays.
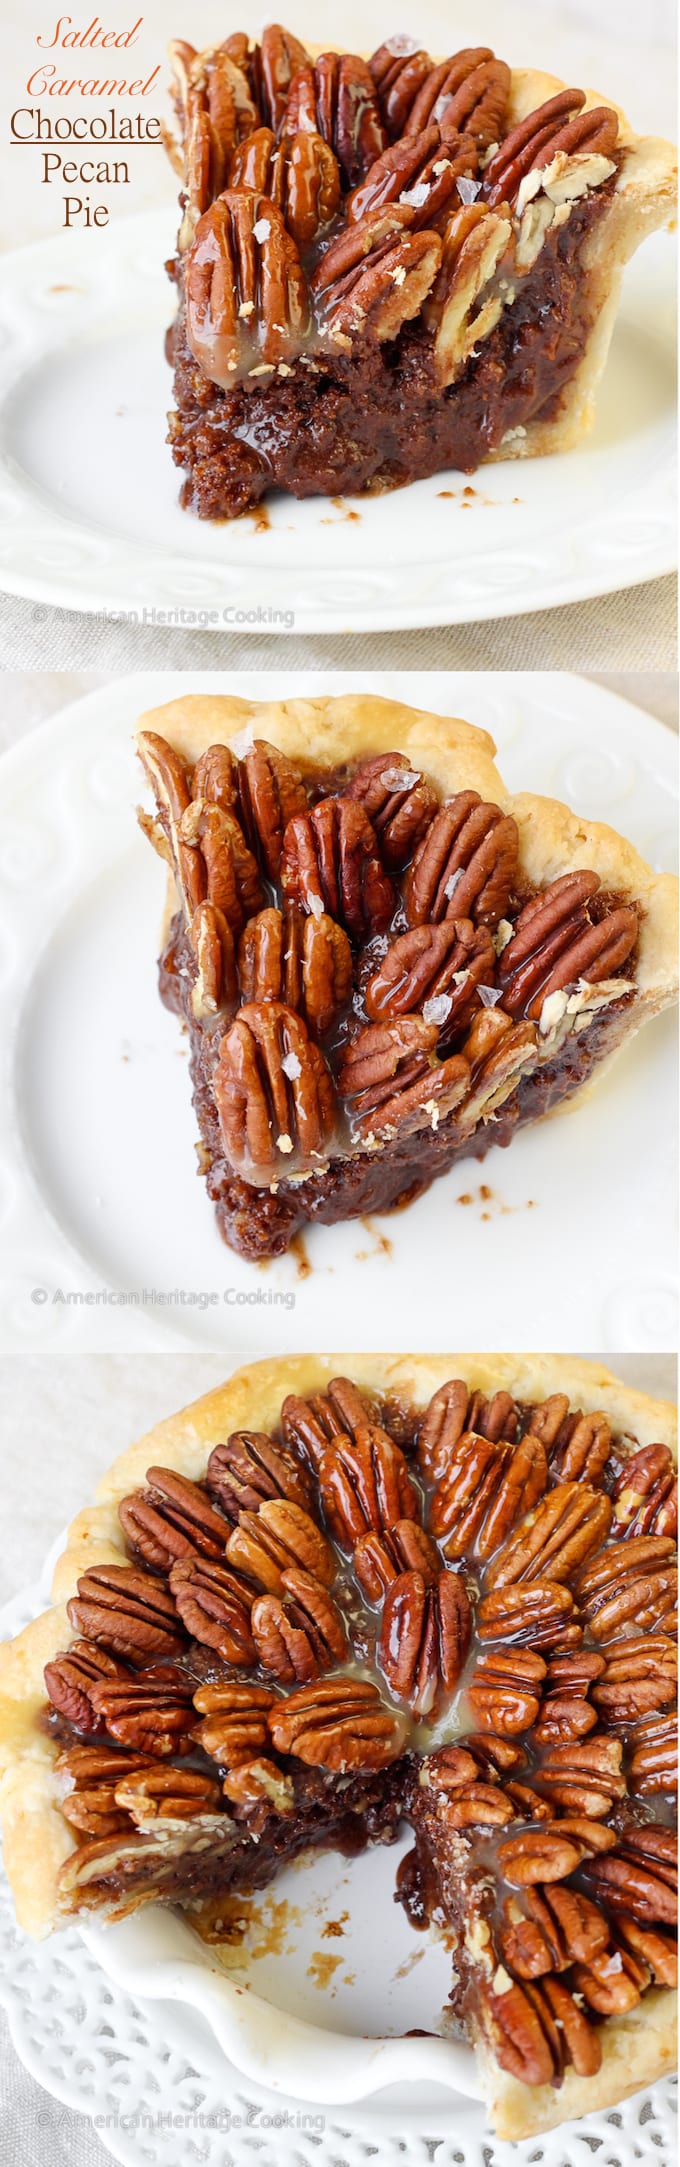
[[0, 1573, 677, 2167], [0, 211, 675, 630], [0, 670, 676, 1354]]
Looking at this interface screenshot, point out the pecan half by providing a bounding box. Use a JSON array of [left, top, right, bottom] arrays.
[[403, 792, 519, 931], [137, 731, 204, 919], [498, 1820, 615, 1887], [44, 1641, 121, 1736], [467, 1649, 546, 1734], [338, 1018, 469, 1143], [179, 48, 260, 222], [429, 1433, 546, 1562], [536, 1733, 626, 1818], [178, 801, 264, 936], [230, 127, 341, 248], [189, 901, 238, 1019], [424, 202, 513, 387], [406, 52, 510, 150], [318, 1425, 418, 1547], [498, 874, 638, 1024], [191, 742, 239, 812], [616, 1916, 678, 1989], [353, 1520, 440, 1602], [281, 798, 395, 942], [347, 126, 476, 233], [280, 1395, 351, 1473], [368, 40, 435, 138], [55, 1744, 155, 1836], [484, 1483, 612, 1591], [67, 1567, 185, 1661], [500, 1883, 609, 1979], [545, 1410, 612, 1485], [612, 1444, 678, 1541], [251, 1567, 347, 1683], [379, 1567, 471, 1717], [477, 1581, 578, 1652], [345, 753, 438, 869], [365, 919, 495, 1040], [481, 1973, 601, 2085], [238, 739, 308, 880], [225, 1498, 336, 1592], [214, 1000, 337, 1181], [285, 53, 388, 186], [268, 1675, 408, 1771], [532, 1651, 604, 1744], [454, 1009, 539, 1139], [169, 1558, 255, 1664], [574, 1535, 677, 1640], [592, 1635, 677, 1725], [587, 1841, 677, 1929], [206, 1431, 314, 1519], [241, 907, 353, 1037], [88, 1668, 196, 1758], [118, 1466, 229, 1573], [416, 1377, 469, 1481], [185, 190, 309, 390], [629, 1711, 678, 1795], [483, 89, 619, 209], [193, 1679, 276, 1769], [114, 1766, 224, 1828], [259, 24, 310, 133], [311, 204, 441, 343]]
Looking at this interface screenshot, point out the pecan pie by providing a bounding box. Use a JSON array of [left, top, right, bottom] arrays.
[[134, 692, 677, 1261], [0, 1355, 676, 2138], [162, 26, 676, 517]]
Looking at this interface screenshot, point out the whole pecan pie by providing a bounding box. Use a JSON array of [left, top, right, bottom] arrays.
[[0, 1355, 676, 2138], [161, 25, 677, 517], [134, 692, 678, 1261]]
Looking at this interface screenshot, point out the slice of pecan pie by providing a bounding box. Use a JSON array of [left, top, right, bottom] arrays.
[[134, 692, 677, 1261], [0, 1355, 676, 2137], [162, 25, 677, 517]]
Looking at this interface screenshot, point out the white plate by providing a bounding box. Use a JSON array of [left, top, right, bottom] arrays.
[[0, 207, 675, 632], [0, 669, 676, 1355], [0, 1575, 676, 2167]]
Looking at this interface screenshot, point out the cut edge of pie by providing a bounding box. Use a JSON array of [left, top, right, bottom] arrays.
[[0, 1351, 676, 2140]]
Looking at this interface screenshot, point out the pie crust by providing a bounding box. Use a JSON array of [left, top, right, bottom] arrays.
[[165, 33, 677, 514], [0, 1352, 676, 2139]]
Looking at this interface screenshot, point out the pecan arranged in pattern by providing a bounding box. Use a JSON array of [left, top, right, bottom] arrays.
[[230, 126, 341, 248], [480, 1971, 601, 2086], [206, 1431, 314, 1519], [500, 1882, 610, 1979], [178, 801, 264, 936], [44, 1640, 122, 1736], [338, 1018, 469, 1143], [498, 873, 638, 1022], [353, 1519, 440, 1602], [118, 1467, 229, 1572], [311, 205, 441, 344], [379, 1568, 472, 1716], [416, 1378, 518, 1482], [168, 1558, 255, 1664], [535, 1733, 626, 1818], [251, 1567, 347, 1683], [281, 798, 395, 941], [484, 1482, 612, 1591], [403, 792, 519, 931], [280, 1377, 375, 1473], [191, 742, 239, 812], [429, 1432, 547, 1563], [237, 739, 309, 881], [574, 1535, 677, 1639], [591, 1635, 677, 1726], [629, 1711, 678, 1795], [259, 24, 310, 133], [137, 731, 205, 919], [405, 51, 510, 148], [345, 753, 438, 868], [318, 1424, 418, 1547], [238, 907, 352, 1038], [455, 1009, 539, 1139], [483, 88, 619, 209], [173, 46, 260, 220], [67, 1567, 185, 1662], [189, 901, 238, 1019], [419, 1745, 515, 1829], [225, 1498, 336, 1593], [477, 1581, 579, 1653], [88, 1667, 196, 1758], [114, 1766, 224, 1828], [214, 1000, 337, 1180], [283, 53, 388, 186], [368, 40, 434, 138], [586, 1829, 677, 1928], [185, 190, 309, 390], [55, 1744, 156, 1837], [532, 1651, 604, 1744], [347, 125, 476, 233], [467, 1648, 546, 1734], [424, 202, 513, 387], [544, 1409, 612, 1485], [193, 1679, 276, 1769], [612, 1444, 678, 1541], [498, 1818, 616, 1887], [268, 1676, 408, 1771], [365, 919, 495, 1038]]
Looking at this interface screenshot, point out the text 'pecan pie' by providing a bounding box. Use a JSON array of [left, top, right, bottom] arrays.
[[0, 1355, 676, 2138], [135, 693, 678, 1261], [162, 25, 677, 517]]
